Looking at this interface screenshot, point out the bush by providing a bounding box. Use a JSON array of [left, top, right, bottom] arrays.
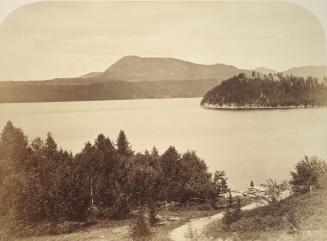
[[229, 215, 285, 232], [264, 179, 289, 204], [148, 203, 158, 226], [222, 197, 242, 228], [228, 195, 302, 233], [291, 156, 327, 192], [131, 207, 150, 240]]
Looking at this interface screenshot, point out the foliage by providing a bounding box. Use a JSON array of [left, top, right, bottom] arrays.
[[201, 73, 327, 107], [131, 207, 150, 240], [206, 158, 327, 240], [222, 197, 242, 228], [0, 121, 223, 237], [290, 156, 327, 192], [263, 179, 289, 204], [207, 170, 228, 209], [0, 79, 220, 103]]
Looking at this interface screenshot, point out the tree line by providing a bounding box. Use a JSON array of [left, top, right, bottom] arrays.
[[201, 72, 327, 107], [0, 79, 220, 103], [0, 121, 228, 235]]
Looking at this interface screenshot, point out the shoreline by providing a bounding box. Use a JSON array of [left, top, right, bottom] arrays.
[[201, 103, 327, 111]]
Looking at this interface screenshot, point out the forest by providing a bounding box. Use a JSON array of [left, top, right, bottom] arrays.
[[201, 72, 327, 108], [0, 121, 228, 237], [0, 79, 219, 103]]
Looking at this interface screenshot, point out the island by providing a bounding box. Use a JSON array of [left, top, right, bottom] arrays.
[[201, 72, 327, 109]]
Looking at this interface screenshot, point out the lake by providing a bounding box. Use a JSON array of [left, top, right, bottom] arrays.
[[0, 98, 326, 190]]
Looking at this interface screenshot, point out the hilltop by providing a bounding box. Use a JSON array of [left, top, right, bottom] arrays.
[[284, 65, 327, 79], [100, 56, 250, 82]]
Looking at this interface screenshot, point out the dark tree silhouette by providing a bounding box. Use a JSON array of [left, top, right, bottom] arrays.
[[201, 73, 327, 108]]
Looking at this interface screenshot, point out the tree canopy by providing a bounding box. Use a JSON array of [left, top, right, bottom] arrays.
[[201, 73, 327, 108], [0, 121, 228, 236]]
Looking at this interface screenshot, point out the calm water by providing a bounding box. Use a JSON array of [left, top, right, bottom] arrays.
[[0, 98, 326, 190]]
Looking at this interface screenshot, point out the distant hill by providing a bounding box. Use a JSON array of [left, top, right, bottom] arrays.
[[0, 79, 221, 103], [284, 65, 327, 79], [253, 67, 277, 75], [0, 56, 327, 103], [79, 56, 326, 82], [97, 55, 250, 82], [80, 72, 102, 79]]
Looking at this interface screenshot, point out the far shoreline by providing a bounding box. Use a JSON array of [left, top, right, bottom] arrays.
[[201, 103, 327, 111]]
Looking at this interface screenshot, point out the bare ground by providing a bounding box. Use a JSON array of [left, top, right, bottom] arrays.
[[13, 207, 218, 241]]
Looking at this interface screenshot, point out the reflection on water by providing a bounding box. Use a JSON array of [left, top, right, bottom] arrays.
[[1, 98, 326, 189]]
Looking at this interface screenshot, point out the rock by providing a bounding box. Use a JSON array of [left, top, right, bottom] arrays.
[[168, 216, 181, 221]]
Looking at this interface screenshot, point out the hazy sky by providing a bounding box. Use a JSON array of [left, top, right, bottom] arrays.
[[0, 1, 326, 81]]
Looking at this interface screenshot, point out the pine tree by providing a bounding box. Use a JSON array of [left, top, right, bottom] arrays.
[[159, 146, 182, 202], [117, 130, 130, 155]]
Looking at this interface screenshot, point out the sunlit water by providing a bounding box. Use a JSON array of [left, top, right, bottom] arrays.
[[1, 98, 326, 190]]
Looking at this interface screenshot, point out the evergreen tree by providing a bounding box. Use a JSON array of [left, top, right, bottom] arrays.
[[179, 151, 211, 202], [201, 73, 327, 107], [159, 146, 183, 202], [117, 130, 130, 155], [0, 121, 223, 235], [208, 170, 228, 209]]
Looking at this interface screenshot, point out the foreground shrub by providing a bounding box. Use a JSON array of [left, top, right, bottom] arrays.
[[264, 179, 289, 204], [228, 195, 301, 233], [223, 197, 242, 228], [148, 203, 159, 226], [131, 207, 150, 240], [291, 156, 327, 192]]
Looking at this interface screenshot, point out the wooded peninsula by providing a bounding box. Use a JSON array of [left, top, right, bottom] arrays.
[[201, 73, 327, 109]]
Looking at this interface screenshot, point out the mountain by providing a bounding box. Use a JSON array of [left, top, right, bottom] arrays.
[[253, 67, 277, 75], [79, 56, 326, 82], [97, 56, 251, 82], [283, 65, 327, 79], [3, 55, 252, 103], [1, 56, 327, 103]]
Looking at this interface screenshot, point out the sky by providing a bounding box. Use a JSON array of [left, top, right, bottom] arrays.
[[0, 1, 326, 81]]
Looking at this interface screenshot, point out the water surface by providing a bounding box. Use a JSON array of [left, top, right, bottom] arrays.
[[1, 98, 326, 190]]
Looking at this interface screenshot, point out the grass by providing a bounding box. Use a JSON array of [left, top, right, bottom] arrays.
[[204, 176, 327, 241]]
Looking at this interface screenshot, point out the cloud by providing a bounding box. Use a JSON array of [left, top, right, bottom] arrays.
[[0, 1, 326, 80]]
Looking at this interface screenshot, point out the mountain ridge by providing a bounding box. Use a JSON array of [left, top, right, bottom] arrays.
[[100, 55, 250, 82], [0, 56, 326, 103], [79, 56, 326, 82]]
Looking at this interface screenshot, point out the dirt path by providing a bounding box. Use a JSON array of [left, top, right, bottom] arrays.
[[169, 202, 266, 241], [169, 190, 291, 241]]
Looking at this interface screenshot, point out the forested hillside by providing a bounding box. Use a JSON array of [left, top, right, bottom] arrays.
[[201, 72, 327, 108], [0, 79, 219, 103]]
